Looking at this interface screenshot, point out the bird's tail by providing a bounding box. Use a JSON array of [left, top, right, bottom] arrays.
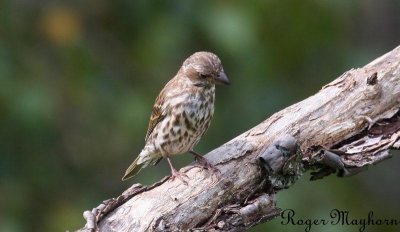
[[122, 156, 142, 181], [122, 149, 161, 181]]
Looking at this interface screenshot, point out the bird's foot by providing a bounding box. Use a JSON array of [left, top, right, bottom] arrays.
[[167, 157, 189, 185], [193, 153, 221, 175], [169, 168, 189, 185]]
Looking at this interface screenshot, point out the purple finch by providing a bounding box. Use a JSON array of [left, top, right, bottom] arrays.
[[122, 52, 230, 181]]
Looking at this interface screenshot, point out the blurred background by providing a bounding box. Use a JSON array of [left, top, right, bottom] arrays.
[[1, 0, 399, 231]]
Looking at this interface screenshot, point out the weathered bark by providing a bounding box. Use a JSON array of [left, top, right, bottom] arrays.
[[78, 46, 400, 232]]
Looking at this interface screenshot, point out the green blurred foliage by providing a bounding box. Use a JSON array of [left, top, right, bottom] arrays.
[[0, 0, 399, 231]]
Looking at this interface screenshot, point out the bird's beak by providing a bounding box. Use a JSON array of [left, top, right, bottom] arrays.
[[215, 71, 230, 85]]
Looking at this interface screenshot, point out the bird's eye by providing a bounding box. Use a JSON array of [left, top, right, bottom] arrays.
[[200, 74, 208, 78]]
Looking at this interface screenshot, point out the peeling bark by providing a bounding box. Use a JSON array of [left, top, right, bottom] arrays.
[[77, 46, 400, 232]]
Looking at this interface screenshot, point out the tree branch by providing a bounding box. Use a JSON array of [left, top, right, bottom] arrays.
[[77, 46, 400, 232]]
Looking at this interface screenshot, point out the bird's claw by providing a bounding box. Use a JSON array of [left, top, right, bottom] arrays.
[[169, 168, 189, 185], [194, 155, 221, 176]]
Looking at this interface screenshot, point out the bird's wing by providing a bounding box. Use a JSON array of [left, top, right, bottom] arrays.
[[144, 75, 184, 142], [145, 92, 166, 142]]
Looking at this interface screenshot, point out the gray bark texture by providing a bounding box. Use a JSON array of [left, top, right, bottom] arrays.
[[78, 46, 400, 232]]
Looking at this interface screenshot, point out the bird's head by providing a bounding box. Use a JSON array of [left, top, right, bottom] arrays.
[[181, 51, 230, 87]]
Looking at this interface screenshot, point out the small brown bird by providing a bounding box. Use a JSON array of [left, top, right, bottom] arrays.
[[122, 52, 230, 181]]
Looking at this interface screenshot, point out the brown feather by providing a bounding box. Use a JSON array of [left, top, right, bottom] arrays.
[[145, 100, 165, 142], [144, 76, 184, 142]]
